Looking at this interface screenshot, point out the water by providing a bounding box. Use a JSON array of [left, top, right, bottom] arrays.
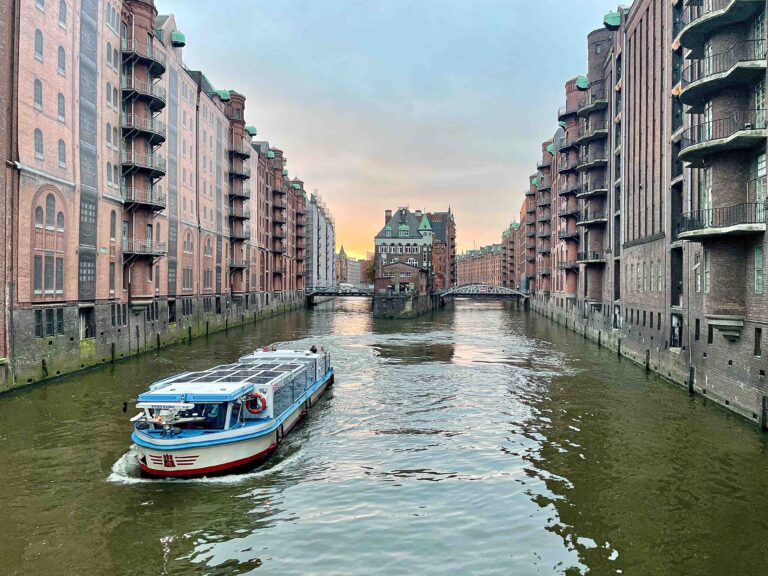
[[2, 299, 768, 575]]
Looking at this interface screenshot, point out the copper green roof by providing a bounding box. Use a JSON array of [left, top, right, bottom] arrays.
[[419, 215, 432, 231], [510, 221, 520, 230], [604, 11, 621, 30], [267, 151, 275, 159], [292, 183, 301, 190], [398, 224, 410, 231], [532, 177, 538, 186], [282, 168, 289, 176], [171, 31, 186, 47], [558, 120, 567, 128], [575, 76, 589, 91], [502, 229, 510, 238], [546, 143, 555, 155], [245, 126, 258, 136], [216, 89, 231, 101]]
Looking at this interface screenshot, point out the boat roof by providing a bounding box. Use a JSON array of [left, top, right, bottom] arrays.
[[138, 350, 324, 403]]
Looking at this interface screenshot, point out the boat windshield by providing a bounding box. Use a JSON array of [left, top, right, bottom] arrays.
[[151, 403, 228, 430]]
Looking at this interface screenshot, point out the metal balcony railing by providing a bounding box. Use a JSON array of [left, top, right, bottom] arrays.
[[229, 163, 251, 179], [122, 187, 166, 208], [578, 209, 607, 223], [537, 157, 552, 169], [578, 88, 607, 110], [229, 259, 248, 269], [558, 103, 578, 118], [229, 144, 252, 158], [681, 0, 756, 30], [537, 194, 552, 207], [558, 206, 579, 217], [122, 77, 167, 103], [682, 109, 767, 151], [557, 260, 578, 270], [559, 157, 579, 172], [537, 268, 551, 276], [577, 250, 605, 262], [579, 151, 608, 166], [578, 120, 608, 139], [122, 238, 166, 255], [122, 114, 167, 139], [121, 150, 166, 172], [680, 202, 767, 234], [228, 206, 250, 219], [683, 40, 766, 87], [121, 39, 167, 69]]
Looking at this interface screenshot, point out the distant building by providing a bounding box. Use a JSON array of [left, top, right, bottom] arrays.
[[426, 210, 457, 289], [501, 222, 520, 288], [456, 244, 503, 286], [307, 193, 336, 290], [335, 246, 349, 284], [374, 207, 434, 284]]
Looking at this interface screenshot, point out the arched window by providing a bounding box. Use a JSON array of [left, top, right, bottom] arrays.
[[56, 211, 64, 231], [106, 42, 112, 66], [106, 162, 112, 186], [113, 126, 118, 148], [113, 48, 118, 70], [106, 82, 111, 107], [110, 210, 116, 240], [35, 207, 44, 228], [57, 46, 65, 74], [34, 30, 43, 60], [34, 129, 43, 159], [34, 79, 42, 110], [106, 123, 112, 146], [57, 93, 65, 121], [45, 194, 55, 229], [58, 0, 67, 26], [113, 86, 118, 108], [58, 139, 66, 167]]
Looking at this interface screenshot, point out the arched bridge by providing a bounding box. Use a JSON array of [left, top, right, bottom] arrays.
[[306, 288, 373, 307], [437, 284, 529, 304]]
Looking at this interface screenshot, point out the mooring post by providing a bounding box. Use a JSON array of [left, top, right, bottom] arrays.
[[688, 365, 695, 395], [645, 349, 650, 371]]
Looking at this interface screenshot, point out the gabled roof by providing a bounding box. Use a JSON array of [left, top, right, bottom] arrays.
[[419, 215, 432, 231], [375, 208, 426, 240]]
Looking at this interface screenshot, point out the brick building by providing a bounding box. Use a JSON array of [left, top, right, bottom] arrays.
[[456, 244, 502, 286], [515, 2, 768, 426], [1, 0, 334, 390], [426, 209, 457, 290]]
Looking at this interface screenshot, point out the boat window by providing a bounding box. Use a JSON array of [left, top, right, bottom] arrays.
[[229, 402, 242, 427], [159, 403, 228, 430]]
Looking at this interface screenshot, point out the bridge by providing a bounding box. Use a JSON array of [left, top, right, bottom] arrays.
[[306, 288, 373, 307], [436, 284, 529, 306]]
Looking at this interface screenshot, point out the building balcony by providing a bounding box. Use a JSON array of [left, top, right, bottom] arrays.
[[576, 250, 606, 264], [537, 194, 552, 207], [577, 152, 608, 171], [536, 229, 551, 238], [678, 202, 767, 240], [525, 242, 536, 250], [537, 213, 551, 223], [273, 212, 287, 224], [558, 229, 579, 241], [576, 179, 608, 199], [122, 238, 166, 256], [526, 205, 536, 215], [525, 187, 536, 196], [537, 268, 551, 276], [538, 177, 552, 192], [557, 260, 579, 270], [558, 157, 579, 174], [558, 182, 579, 197], [121, 77, 166, 110], [121, 150, 166, 177], [228, 185, 251, 200], [526, 255, 536, 262], [229, 163, 251, 180], [122, 114, 166, 144], [558, 103, 579, 121], [577, 209, 608, 227], [558, 135, 579, 153], [525, 229, 536, 238], [577, 88, 608, 117], [273, 267, 286, 275], [228, 206, 250, 220], [678, 0, 764, 57], [577, 120, 609, 144], [229, 144, 252, 159], [681, 41, 766, 112], [122, 187, 166, 211], [680, 109, 768, 164], [273, 230, 286, 239], [229, 229, 249, 241], [273, 186, 287, 196], [121, 38, 167, 75], [536, 244, 552, 254], [229, 259, 248, 270], [537, 157, 552, 170], [558, 205, 579, 217]]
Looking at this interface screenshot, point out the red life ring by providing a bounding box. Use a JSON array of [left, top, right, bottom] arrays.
[[245, 392, 267, 415]]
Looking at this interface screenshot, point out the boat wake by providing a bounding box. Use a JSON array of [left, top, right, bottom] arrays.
[[107, 444, 301, 485]]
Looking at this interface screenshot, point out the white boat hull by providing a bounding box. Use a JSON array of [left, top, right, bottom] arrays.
[[137, 373, 333, 478]]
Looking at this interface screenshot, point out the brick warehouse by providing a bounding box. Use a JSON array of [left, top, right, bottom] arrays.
[[505, 1, 768, 426], [0, 0, 336, 390]]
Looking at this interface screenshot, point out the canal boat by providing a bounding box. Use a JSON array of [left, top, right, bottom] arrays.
[[129, 348, 334, 478]]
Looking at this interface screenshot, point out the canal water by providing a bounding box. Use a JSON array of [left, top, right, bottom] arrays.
[[2, 299, 768, 575]]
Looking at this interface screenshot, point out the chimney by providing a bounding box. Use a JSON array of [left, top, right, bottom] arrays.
[[415, 209, 422, 218], [385, 209, 392, 225]]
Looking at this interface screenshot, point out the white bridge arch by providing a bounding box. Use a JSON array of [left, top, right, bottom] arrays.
[[437, 284, 528, 299]]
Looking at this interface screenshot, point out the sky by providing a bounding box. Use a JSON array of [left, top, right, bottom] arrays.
[[160, 0, 616, 260]]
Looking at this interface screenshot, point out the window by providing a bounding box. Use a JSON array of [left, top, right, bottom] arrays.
[[106, 82, 112, 107], [59, 0, 67, 26], [695, 318, 700, 341], [57, 93, 65, 121], [33, 255, 43, 293], [707, 324, 714, 345], [44, 254, 54, 293], [110, 210, 116, 240], [35, 207, 44, 228], [34, 30, 43, 60], [55, 257, 63, 292], [57, 46, 65, 75], [36, 0, 44, 10], [56, 211, 64, 231], [34, 79, 42, 110], [106, 162, 112, 186], [113, 48, 118, 71], [106, 123, 112, 147], [694, 254, 701, 293], [113, 86, 118, 109], [58, 139, 66, 167], [756, 328, 763, 357], [657, 259, 662, 291], [703, 250, 711, 293], [107, 42, 112, 66], [34, 129, 43, 159], [756, 246, 764, 294], [113, 126, 118, 148], [45, 194, 55, 228]]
